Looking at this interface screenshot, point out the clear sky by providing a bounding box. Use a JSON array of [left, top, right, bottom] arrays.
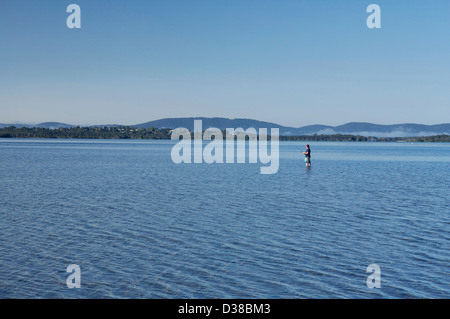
[[0, 0, 449, 127]]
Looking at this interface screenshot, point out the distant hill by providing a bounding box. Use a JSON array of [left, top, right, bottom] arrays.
[[134, 117, 288, 131], [2, 118, 450, 137], [135, 118, 450, 137], [0, 122, 73, 129], [321, 122, 450, 137]]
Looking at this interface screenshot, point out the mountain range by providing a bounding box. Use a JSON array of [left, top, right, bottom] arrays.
[[1, 118, 450, 137]]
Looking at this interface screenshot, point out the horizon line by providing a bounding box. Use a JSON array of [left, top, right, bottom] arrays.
[[2, 117, 450, 128]]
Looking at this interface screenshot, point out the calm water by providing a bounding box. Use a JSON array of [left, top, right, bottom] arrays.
[[0, 139, 448, 298]]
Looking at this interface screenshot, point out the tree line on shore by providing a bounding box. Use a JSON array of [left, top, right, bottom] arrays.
[[0, 126, 171, 139], [0, 126, 449, 142]]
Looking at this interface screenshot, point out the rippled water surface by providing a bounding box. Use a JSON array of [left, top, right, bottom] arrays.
[[0, 139, 449, 298]]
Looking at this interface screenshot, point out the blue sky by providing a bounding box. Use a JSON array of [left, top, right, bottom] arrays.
[[0, 0, 449, 126]]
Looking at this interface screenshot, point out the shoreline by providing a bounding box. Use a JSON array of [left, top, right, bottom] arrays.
[[1, 126, 449, 142]]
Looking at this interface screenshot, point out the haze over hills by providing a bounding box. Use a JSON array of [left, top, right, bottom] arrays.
[[1, 118, 450, 137]]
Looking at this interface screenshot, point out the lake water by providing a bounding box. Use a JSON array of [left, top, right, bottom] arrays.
[[0, 139, 448, 298]]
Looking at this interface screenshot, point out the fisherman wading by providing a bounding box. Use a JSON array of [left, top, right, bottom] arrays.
[[302, 144, 311, 167]]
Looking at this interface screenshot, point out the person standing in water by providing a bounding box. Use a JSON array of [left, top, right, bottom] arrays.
[[302, 144, 311, 167]]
